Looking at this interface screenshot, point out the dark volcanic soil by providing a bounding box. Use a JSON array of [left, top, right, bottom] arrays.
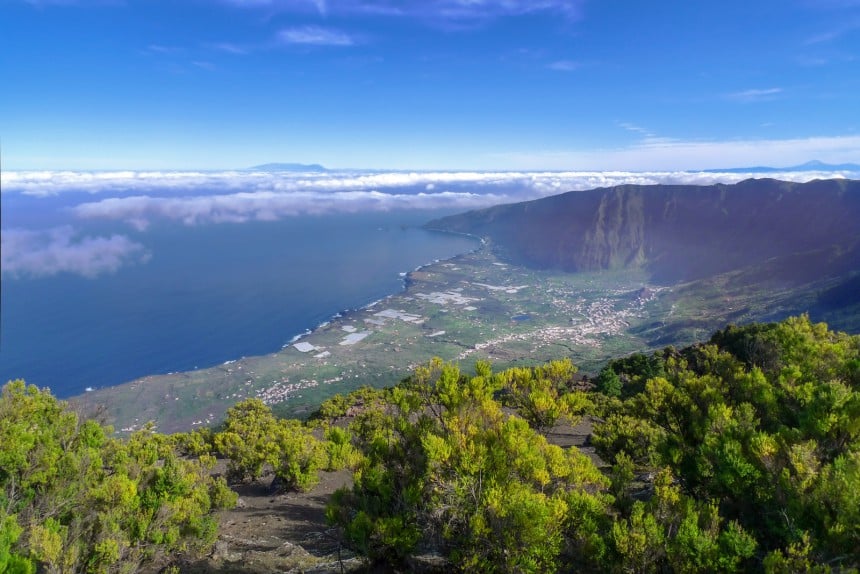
[[179, 465, 364, 573], [162, 417, 597, 573]]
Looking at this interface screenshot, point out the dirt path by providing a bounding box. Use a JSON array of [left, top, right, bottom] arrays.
[[181, 466, 364, 573]]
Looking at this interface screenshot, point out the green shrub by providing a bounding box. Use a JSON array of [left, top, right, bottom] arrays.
[[0, 381, 233, 573]]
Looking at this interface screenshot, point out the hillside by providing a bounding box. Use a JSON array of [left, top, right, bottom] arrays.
[[426, 178, 860, 283], [6, 316, 859, 573]]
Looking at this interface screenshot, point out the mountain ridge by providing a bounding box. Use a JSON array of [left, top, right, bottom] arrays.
[[702, 160, 860, 173], [246, 162, 328, 172], [426, 178, 860, 283]]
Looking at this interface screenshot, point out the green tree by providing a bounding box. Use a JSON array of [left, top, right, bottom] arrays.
[[323, 426, 363, 471], [0, 380, 234, 573], [499, 359, 588, 432], [597, 316, 860, 570], [328, 359, 610, 572], [214, 398, 282, 482], [272, 419, 326, 492], [595, 366, 623, 397], [0, 514, 34, 574], [591, 413, 664, 466]]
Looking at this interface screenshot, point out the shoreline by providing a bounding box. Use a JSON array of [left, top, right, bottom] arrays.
[[73, 234, 848, 434], [79, 229, 485, 400], [279, 230, 484, 350], [74, 242, 659, 434], [74, 242, 498, 433]]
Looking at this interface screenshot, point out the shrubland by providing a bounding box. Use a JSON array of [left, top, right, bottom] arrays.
[[1, 314, 858, 573], [323, 315, 859, 572], [0, 381, 236, 573]]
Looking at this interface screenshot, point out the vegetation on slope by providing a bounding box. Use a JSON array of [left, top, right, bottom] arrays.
[[589, 315, 860, 573], [0, 381, 237, 573], [320, 315, 859, 572], [2, 315, 858, 572]]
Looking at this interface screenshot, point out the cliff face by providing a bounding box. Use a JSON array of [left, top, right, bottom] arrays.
[[580, 188, 647, 270], [427, 178, 860, 282]]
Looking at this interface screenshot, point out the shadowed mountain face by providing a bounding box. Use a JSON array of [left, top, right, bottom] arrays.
[[427, 178, 860, 283]]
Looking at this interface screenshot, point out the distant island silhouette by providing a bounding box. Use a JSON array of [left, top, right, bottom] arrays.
[[702, 159, 860, 173], [247, 162, 328, 172]]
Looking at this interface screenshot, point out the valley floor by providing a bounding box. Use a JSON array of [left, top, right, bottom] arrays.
[[77, 244, 856, 434]]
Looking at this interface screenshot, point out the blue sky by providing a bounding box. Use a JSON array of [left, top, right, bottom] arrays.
[[2, 0, 859, 170]]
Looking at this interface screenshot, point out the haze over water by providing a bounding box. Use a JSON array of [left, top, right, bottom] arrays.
[[1, 209, 478, 397]]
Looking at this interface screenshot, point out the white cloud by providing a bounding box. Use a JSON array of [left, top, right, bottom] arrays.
[[221, 0, 584, 21], [278, 26, 355, 46], [71, 189, 515, 229], [209, 42, 250, 55], [220, 0, 321, 7], [805, 20, 860, 44], [4, 154, 859, 230], [797, 55, 829, 67], [0, 170, 244, 196], [547, 60, 581, 71], [146, 44, 181, 54], [491, 134, 860, 171], [1, 169, 561, 197], [5, 132, 860, 199], [24, 0, 121, 6], [191, 60, 217, 71], [617, 121, 656, 138], [50, 170, 860, 228], [430, 0, 583, 20], [1, 227, 151, 279], [802, 0, 860, 7], [726, 87, 784, 102]]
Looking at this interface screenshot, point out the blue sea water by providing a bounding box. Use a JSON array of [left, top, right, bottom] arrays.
[[0, 211, 478, 398]]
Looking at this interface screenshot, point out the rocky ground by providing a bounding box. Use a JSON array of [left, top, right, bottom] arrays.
[[178, 465, 363, 573], [159, 417, 598, 573]]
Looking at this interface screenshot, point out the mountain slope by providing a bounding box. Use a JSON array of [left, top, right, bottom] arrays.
[[427, 178, 860, 283]]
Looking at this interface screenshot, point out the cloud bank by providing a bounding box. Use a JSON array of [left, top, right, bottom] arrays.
[[3, 167, 854, 275], [1, 227, 151, 279], [3, 168, 856, 230], [70, 189, 515, 229], [4, 168, 853, 196]]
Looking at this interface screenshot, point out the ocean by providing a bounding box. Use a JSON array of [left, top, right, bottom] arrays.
[[3, 167, 844, 399], [0, 210, 478, 398]]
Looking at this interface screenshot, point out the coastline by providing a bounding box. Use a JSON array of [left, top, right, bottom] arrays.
[[71, 231, 840, 435], [74, 237, 659, 434], [2, 213, 481, 400], [282, 230, 484, 351], [74, 232, 486, 432]]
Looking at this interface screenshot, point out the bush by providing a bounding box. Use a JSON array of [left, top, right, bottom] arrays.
[[0, 381, 233, 573], [327, 359, 610, 572], [324, 426, 363, 471], [272, 420, 327, 492], [214, 398, 281, 482]]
